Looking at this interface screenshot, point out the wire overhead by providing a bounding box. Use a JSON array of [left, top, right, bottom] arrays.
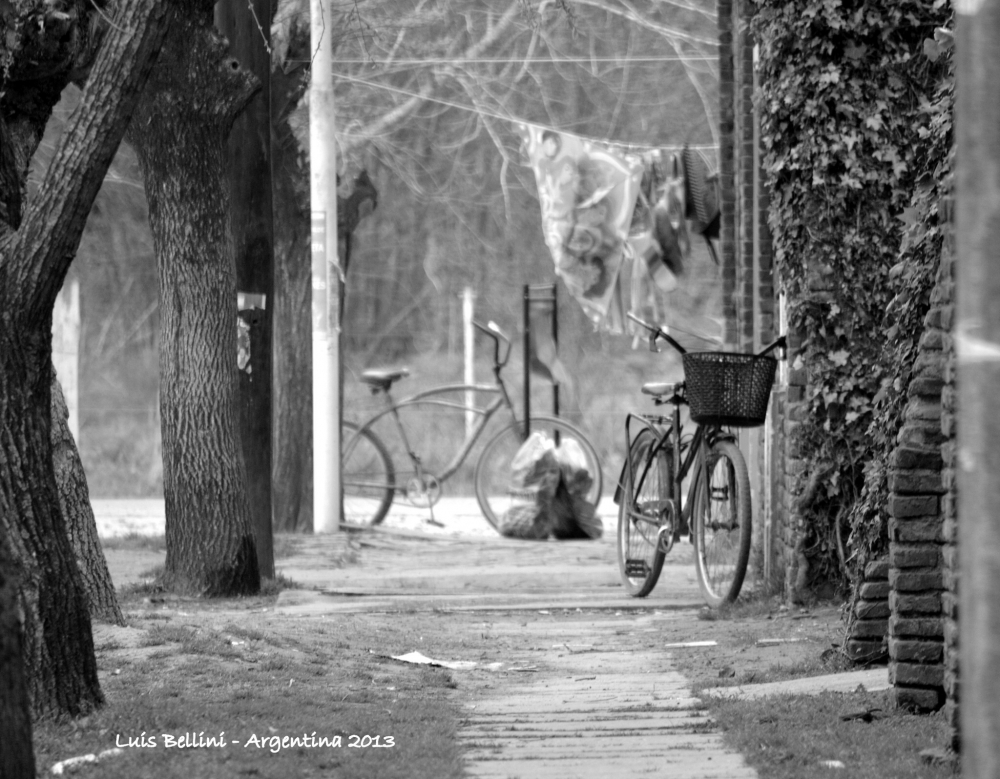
[[333, 72, 717, 152]]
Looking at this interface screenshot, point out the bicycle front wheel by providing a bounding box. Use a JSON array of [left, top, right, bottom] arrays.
[[617, 429, 671, 597], [474, 415, 603, 532], [342, 421, 395, 528], [692, 438, 752, 607]]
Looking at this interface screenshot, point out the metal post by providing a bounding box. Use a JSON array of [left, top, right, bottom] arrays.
[[310, 0, 341, 533], [463, 287, 475, 439], [523, 284, 531, 437], [551, 284, 560, 419], [957, 0, 1000, 773]]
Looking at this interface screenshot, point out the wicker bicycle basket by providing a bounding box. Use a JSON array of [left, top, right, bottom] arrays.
[[682, 351, 778, 428]]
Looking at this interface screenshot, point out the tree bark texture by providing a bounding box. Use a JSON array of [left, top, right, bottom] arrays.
[[0, 0, 170, 718], [271, 48, 313, 533], [0, 534, 35, 779], [51, 375, 125, 625], [126, 2, 261, 595], [216, 0, 275, 574]]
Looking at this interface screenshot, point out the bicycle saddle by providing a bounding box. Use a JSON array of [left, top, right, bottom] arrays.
[[641, 382, 682, 398], [360, 368, 410, 391]]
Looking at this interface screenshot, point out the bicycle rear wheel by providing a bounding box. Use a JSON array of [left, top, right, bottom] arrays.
[[617, 429, 671, 597], [342, 421, 395, 527], [474, 415, 602, 532], [692, 438, 752, 607]]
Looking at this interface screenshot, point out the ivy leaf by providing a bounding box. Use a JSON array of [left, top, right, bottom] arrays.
[[829, 350, 850, 367], [923, 38, 941, 62], [865, 114, 884, 131], [819, 66, 841, 86], [896, 206, 920, 229], [845, 41, 868, 61]]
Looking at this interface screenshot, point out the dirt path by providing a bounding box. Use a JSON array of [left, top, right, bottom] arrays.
[[101, 521, 852, 778], [268, 527, 851, 778]]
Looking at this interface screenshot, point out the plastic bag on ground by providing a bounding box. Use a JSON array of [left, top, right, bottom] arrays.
[[499, 431, 561, 539], [550, 437, 603, 540]]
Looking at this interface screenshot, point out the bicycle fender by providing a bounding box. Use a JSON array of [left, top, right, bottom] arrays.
[[706, 428, 738, 448]]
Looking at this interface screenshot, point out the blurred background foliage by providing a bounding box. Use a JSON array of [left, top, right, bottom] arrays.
[[36, 0, 721, 499]]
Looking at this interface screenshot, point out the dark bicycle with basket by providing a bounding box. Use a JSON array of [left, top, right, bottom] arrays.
[[615, 313, 785, 606]]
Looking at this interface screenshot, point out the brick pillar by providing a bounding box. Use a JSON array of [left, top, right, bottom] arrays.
[[735, 6, 754, 351], [935, 200, 959, 749], [718, 0, 737, 345], [847, 560, 890, 662], [782, 327, 810, 601], [883, 220, 956, 711]]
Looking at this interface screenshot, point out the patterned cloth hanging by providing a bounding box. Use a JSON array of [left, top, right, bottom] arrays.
[[518, 123, 644, 331]]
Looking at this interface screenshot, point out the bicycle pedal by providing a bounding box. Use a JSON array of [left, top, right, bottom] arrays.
[[625, 559, 650, 578]]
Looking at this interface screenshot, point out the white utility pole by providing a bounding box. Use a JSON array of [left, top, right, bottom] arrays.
[[463, 287, 476, 438], [958, 0, 1000, 772], [310, 0, 340, 533]]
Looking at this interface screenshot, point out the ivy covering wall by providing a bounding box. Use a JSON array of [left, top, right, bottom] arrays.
[[750, 0, 954, 587]]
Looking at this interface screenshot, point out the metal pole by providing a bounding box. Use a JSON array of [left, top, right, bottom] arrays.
[[310, 0, 341, 533], [957, 0, 1000, 773], [523, 284, 530, 437], [551, 284, 560, 419], [463, 287, 475, 439]]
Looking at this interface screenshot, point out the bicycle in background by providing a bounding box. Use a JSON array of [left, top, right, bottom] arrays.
[[616, 313, 784, 606], [341, 320, 603, 530]]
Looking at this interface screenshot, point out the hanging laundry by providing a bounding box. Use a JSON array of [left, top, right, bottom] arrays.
[[519, 124, 644, 330]]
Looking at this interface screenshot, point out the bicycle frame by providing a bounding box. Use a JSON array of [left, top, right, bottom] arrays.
[[618, 396, 736, 549], [347, 382, 515, 490]]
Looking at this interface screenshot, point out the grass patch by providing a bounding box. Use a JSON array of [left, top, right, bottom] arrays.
[[261, 573, 301, 597], [100, 533, 165, 552], [33, 610, 466, 779], [708, 689, 956, 778]]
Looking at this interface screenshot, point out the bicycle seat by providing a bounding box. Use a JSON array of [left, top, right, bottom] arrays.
[[641, 382, 679, 398], [360, 368, 410, 391]]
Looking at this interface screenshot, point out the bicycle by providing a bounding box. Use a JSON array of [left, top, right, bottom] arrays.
[[341, 320, 603, 530], [615, 313, 785, 606]]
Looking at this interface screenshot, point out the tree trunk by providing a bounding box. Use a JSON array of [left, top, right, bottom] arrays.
[[51, 375, 125, 625], [126, 3, 261, 595], [0, 535, 35, 779], [271, 39, 313, 533], [0, 0, 170, 723], [216, 0, 276, 575]]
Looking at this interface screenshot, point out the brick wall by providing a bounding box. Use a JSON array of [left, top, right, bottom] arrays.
[[881, 207, 956, 712], [847, 560, 890, 662], [936, 202, 958, 746], [722, 0, 789, 590], [718, 0, 737, 346]]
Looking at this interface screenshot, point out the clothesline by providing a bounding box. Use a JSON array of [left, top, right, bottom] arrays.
[[333, 71, 718, 154]]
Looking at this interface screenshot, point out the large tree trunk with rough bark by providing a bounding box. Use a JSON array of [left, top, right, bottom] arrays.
[[217, 0, 276, 575], [126, 2, 260, 595], [0, 0, 170, 738], [51, 376, 125, 625], [271, 40, 313, 533], [0, 535, 35, 779]]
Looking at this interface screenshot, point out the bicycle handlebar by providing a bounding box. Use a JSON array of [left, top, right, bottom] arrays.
[[627, 312, 787, 360], [472, 320, 511, 370], [758, 335, 787, 358], [627, 312, 688, 356]]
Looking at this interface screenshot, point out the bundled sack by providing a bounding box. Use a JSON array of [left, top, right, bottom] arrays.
[[550, 437, 603, 540], [499, 431, 561, 539]]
